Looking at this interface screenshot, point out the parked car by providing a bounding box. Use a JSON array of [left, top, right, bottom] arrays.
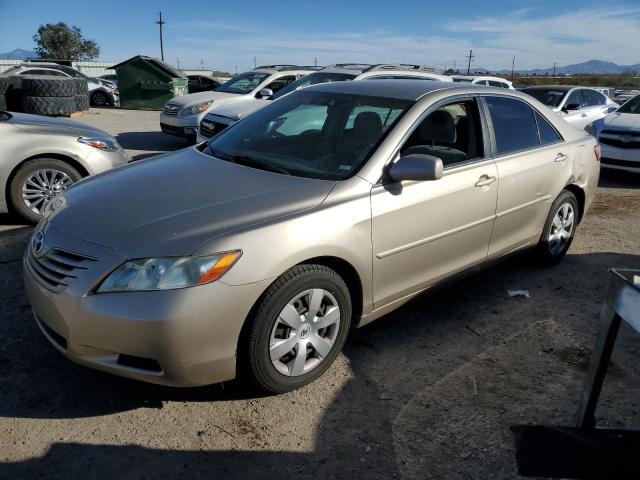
[[160, 65, 319, 140], [521, 86, 618, 130], [451, 75, 514, 89], [99, 73, 118, 85], [197, 63, 452, 142], [0, 110, 128, 222], [3, 62, 119, 107], [187, 75, 222, 93], [586, 94, 640, 173], [24, 81, 599, 393]]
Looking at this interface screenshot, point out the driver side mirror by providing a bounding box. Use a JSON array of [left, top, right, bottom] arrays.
[[562, 103, 580, 112], [388, 154, 443, 182], [257, 88, 273, 99]]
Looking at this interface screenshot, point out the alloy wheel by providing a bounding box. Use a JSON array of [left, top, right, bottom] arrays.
[[548, 203, 575, 256], [21, 169, 74, 215]]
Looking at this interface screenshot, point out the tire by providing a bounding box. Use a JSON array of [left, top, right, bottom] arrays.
[[9, 158, 82, 223], [74, 94, 90, 111], [535, 190, 579, 265], [243, 264, 352, 393], [0, 96, 6, 111], [72, 78, 88, 95], [90, 90, 109, 107], [20, 75, 77, 97], [0, 75, 11, 95], [21, 96, 75, 116]]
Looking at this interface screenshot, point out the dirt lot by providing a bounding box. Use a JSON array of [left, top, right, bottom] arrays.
[[1, 109, 639, 479]]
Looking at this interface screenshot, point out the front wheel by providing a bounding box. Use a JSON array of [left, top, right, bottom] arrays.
[[90, 90, 109, 107], [243, 264, 352, 393], [535, 190, 578, 264]]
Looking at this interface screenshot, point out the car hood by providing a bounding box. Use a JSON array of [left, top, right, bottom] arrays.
[[207, 98, 270, 121], [49, 148, 335, 257], [166, 91, 241, 109], [8, 112, 111, 137], [602, 112, 640, 131]]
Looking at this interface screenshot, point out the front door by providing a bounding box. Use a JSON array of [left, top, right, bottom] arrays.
[[371, 97, 498, 308]]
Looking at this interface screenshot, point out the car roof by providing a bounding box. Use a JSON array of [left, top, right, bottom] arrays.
[[251, 65, 321, 74], [521, 85, 578, 91], [453, 75, 511, 82], [302, 79, 469, 100]]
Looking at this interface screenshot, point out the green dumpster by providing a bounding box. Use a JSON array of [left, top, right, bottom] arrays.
[[110, 55, 188, 110]]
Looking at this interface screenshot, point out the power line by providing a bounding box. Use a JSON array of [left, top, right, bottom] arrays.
[[466, 49, 475, 75], [155, 12, 165, 62]]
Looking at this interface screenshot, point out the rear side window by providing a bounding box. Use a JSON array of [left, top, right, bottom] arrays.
[[485, 96, 539, 155], [534, 110, 562, 146], [584, 89, 606, 106]]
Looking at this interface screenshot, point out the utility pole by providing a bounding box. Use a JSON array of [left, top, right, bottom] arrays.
[[156, 12, 165, 61], [511, 55, 516, 80], [453, 61, 457, 74], [553, 61, 557, 77], [466, 49, 475, 75], [314, 57, 317, 67], [200, 58, 205, 71], [253, 56, 257, 68], [234, 65, 238, 75], [176, 57, 180, 70]]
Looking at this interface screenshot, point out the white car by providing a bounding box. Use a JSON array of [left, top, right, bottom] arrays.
[[451, 75, 514, 89], [3, 62, 119, 106], [522, 86, 618, 130], [197, 64, 453, 142], [587, 94, 640, 173], [160, 65, 318, 140]]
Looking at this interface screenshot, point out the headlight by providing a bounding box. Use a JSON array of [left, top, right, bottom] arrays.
[[78, 136, 120, 151], [96, 250, 241, 293], [181, 101, 213, 116]]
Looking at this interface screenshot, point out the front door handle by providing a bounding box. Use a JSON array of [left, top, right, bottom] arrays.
[[475, 175, 497, 187], [581, 112, 588, 118], [555, 152, 569, 162]]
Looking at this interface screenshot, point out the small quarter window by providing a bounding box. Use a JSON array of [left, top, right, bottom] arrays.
[[534, 110, 562, 146]]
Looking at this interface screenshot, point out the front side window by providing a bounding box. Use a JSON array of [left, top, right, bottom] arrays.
[[584, 89, 606, 107], [485, 96, 539, 155], [216, 72, 269, 94], [522, 88, 567, 108], [264, 75, 297, 94], [400, 99, 484, 167], [272, 72, 356, 99], [206, 91, 412, 180], [564, 90, 585, 109]]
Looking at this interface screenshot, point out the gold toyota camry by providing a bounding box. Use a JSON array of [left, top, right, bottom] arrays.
[[24, 81, 600, 393]]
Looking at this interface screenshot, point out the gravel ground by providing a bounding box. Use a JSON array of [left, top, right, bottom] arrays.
[[1, 109, 639, 479]]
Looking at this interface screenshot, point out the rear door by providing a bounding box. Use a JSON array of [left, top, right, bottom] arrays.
[[483, 95, 570, 258]]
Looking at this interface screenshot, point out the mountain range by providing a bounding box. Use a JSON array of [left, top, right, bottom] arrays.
[[0, 49, 37, 60]]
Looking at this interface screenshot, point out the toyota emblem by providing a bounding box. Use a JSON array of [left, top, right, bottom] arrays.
[[31, 231, 45, 256]]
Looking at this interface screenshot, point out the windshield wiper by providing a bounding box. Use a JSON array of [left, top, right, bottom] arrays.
[[230, 155, 292, 175]]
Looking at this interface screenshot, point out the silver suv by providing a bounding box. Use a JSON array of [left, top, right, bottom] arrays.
[[160, 65, 319, 140], [197, 64, 451, 141]]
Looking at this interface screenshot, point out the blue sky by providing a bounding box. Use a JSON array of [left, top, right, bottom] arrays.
[[1, 0, 639, 72]]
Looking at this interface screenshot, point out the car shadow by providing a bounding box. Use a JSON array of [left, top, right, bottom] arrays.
[[116, 131, 192, 156], [598, 169, 640, 189], [2, 251, 640, 478]]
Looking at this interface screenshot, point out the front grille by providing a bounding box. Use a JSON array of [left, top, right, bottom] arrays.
[[162, 104, 180, 116], [599, 136, 640, 149], [35, 315, 67, 350], [26, 247, 96, 292], [601, 157, 640, 169], [200, 116, 233, 138], [117, 354, 162, 372]]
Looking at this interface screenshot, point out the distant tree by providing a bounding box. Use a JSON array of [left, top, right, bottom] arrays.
[[33, 22, 100, 60]]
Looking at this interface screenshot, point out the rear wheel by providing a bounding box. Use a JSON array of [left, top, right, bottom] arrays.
[[535, 190, 578, 264], [243, 264, 352, 393], [90, 90, 109, 107], [9, 159, 81, 223]]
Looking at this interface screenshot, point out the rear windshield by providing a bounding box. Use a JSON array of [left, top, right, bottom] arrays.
[[273, 72, 356, 99], [522, 88, 567, 108], [216, 72, 269, 95]]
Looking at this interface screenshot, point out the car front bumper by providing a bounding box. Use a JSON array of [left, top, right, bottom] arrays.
[[600, 143, 640, 172], [160, 112, 203, 138], [23, 224, 270, 387]]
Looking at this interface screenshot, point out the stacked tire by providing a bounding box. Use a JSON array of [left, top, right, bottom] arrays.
[[0, 75, 17, 110], [20, 75, 89, 116]]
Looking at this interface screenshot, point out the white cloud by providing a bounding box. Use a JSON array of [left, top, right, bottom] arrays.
[[163, 6, 640, 72]]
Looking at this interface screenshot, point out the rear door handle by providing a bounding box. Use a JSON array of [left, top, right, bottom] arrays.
[[555, 153, 569, 162], [475, 175, 497, 187]]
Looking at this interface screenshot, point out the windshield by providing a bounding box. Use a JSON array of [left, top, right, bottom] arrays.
[[272, 72, 357, 100], [522, 88, 567, 108], [215, 72, 269, 94], [617, 94, 640, 114], [206, 90, 412, 180]]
